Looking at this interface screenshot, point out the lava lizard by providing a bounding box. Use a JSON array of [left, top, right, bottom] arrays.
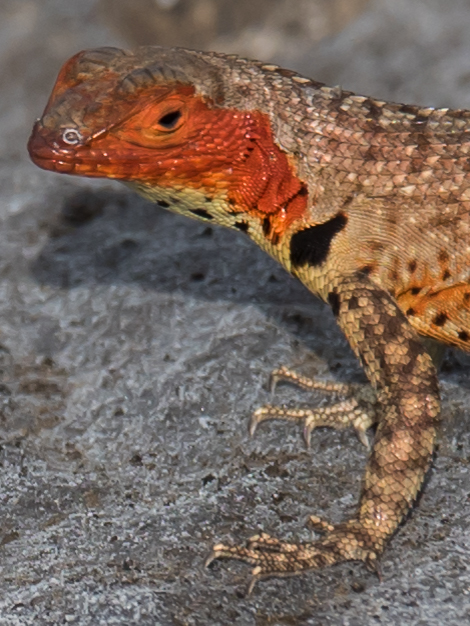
[[29, 45, 470, 592]]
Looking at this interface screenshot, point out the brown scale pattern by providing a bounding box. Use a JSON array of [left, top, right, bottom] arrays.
[[27, 46, 467, 592]]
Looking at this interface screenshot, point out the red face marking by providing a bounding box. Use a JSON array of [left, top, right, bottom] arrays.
[[28, 57, 308, 240]]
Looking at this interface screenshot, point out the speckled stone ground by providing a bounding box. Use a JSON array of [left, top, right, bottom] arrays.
[[1, 1, 470, 624]]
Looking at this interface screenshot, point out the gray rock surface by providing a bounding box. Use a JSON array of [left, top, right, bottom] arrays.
[[1, 0, 470, 624]]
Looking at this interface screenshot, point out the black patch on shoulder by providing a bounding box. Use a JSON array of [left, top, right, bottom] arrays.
[[410, 287, 421, 295], [406, 308, 415, 316], [234, 221, 249, 233], [157, 200, 170, 208], [190, 208, 213, 220], [262, 217, 271, 236], [290, 213, 348, 268], [458, 330, 470, 342], [433, 312, 448, 327], [327, 291, 340, 317]]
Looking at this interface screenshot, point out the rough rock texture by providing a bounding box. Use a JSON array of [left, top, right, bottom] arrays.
[[1, 0, 470, 624]]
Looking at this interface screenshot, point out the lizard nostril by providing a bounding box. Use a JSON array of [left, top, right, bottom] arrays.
[[62, 128, 82, 145]]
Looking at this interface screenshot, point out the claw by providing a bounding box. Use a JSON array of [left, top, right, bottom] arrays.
[[204, 552, 216, 568], [249, 407, 267, 437], [249, 418, 258, 438], [365, 551, 382, 582], [204, 543, 227, 568], [303, 422, 313, 448], [269, 372, 279, 395], [269, 366, 291, 395], [357, 428, 370, 450], [247, 571, 262, 595]]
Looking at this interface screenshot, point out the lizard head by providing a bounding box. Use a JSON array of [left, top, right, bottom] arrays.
[[28, 46, 308, 243], [27, 47, 252, 180]]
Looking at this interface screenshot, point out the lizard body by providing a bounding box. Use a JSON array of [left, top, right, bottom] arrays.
[[28, 45, 468, 590]]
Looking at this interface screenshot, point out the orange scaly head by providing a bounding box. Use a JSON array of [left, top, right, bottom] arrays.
[[28, 46, 308, 244]]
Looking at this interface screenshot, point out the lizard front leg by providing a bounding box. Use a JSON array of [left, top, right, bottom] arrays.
[[207, 273, 441, 591]]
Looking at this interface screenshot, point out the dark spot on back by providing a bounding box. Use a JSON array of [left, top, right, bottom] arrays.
[[359, 265, 374, 276], [364, 99, 383, 121], [410, 287, 421, 295], [348, 295, 360, 311], [458, 330, 470, 342], [290, 213, 348, 268], [234, 221, 249, 233], [190, 208, 213, 220], [328, 291, 340, 317], [433, 312, 448, 327], [442, 269, 451, 281], [362, 146, 376, 162], [438, 249, 449, 263], [406, 308, 415, 316], [275, 68, 297, 79], [412, 115, 429, 128], [408, 260, 417, 273], [465, 292, 470, 303], [400, 103, 419, 115]]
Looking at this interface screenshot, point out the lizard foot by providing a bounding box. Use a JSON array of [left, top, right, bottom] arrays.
[[206, 520, 382, 594], [250, 366, 378, 449]]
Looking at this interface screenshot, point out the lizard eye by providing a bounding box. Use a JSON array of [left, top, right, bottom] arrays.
[[156, 110, 182, 131], [62, 128, 82, 145]]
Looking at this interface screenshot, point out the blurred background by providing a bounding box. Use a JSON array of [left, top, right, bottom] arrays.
[[5, 0, 470, 152], [2, 1, 470, 624]]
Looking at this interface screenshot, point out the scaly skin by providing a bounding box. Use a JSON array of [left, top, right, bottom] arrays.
[[29, 45, 469, 592]]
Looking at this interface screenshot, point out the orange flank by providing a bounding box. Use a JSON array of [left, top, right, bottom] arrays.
[[28, 73, 308, 241], [397, 281, 470, 349]]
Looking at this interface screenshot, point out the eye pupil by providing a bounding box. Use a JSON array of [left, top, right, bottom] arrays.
[[158, 110, 182, 129]]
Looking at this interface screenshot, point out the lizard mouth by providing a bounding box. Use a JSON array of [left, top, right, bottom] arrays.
[[28, 122, 80, 174], [27, 120, 154, 178]]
